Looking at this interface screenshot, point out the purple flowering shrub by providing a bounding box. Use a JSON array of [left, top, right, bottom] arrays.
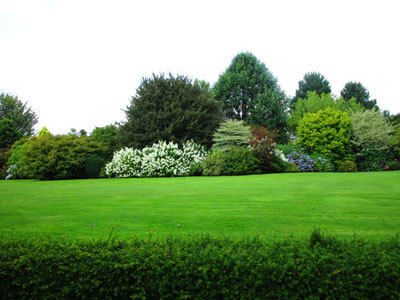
[[287, 151, 315, 172]]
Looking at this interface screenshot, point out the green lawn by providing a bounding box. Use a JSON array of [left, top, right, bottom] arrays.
[[0, 172, 399, 240]]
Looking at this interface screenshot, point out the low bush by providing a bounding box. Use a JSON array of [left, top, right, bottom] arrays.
[[337, 160, 358, 172], [202, 147, 261, 176], [189, 162, 203, 176], [287, 151, 314, 172], [106, 140, 207, 177], [384, 159, 400, 171], [284, 161, 300, 172], [0, 148, 11, 179], [7, 135, 108, 180], [355, 148, 391, 171], [310, 154, 335, 172], [1, 232, 400, 299]]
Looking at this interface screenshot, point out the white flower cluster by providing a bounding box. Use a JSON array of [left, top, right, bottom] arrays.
[[105, 140, 208, 177], [275, 149, 288, 162]]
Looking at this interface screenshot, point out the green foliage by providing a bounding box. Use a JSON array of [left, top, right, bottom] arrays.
[[277, 143, 304, 156], [6, 139, 29, 179], [0, 148, 11, 179], [284, 161, 300, 172], [336, 160, 358, 172], [90, 124, 121, 159], [118, 73, 223, 149], [288, 91, 364, 132], [189, 162, 203, 176], [297, 108, 353, 165], [248, 126, 281, 173], [246, 87, 288, 143], [310, 153, 335, 172], [384, 159, 400, 171], [0, 119, 19, 148], [0, 93, 38, 145], [390, 126, 400, 159], [11, 135, 107, 180], [292, 72, 331, 105], [351, 109, 394, 171], [212, 120, 251, 151], [37, 126, 51, 137], [1, 233, 400, 299], [341, 81, 378, 110], [213, 52, 288, 141], [202, 148, 260, 176], [85, 154, 106, 178]]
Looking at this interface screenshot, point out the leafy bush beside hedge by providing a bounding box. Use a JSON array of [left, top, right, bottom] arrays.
[[202, 147, 261, 176], [1, 232, 400, 299], [7, 135, 108, 180]]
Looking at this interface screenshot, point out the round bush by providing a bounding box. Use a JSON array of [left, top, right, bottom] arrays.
[[336, 160, 357, 172]]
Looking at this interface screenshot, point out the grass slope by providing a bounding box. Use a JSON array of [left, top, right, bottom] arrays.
[[0, 172, 399, 240]]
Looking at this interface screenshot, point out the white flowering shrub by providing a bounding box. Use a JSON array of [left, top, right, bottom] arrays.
[[105, 140, 207, 177], [275, 149, 288, 162]]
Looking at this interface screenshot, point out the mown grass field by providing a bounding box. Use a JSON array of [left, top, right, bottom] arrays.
[[0, 172, 399, 240]]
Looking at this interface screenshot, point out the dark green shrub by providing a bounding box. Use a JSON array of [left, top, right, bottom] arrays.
[[285, 161, 300, 172], [189, 162, 203, 176], [0, 148, 11, 179], [337, 160, 358, 172], [384, 159, 400, 171], [222, 147, 261, 175], [356, 147, 391, 171], [1, 233, 400, 299], [85, 154, 106, 178], [202, 148, 260, 176]]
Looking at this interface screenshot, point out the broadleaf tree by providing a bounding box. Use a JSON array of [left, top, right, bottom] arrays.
[[118, 74, 223, 149], [288, 91, 364, 133], [0, 92, 38, 146]]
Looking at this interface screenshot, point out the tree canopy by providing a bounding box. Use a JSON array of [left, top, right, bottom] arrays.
[[0, 92, 38, 147], [213, 52, 288, 142], [118, 74, 223, 149], [288, 91, 364, 133], [292, 72, 331, 106], [340, 81, 378, 110]]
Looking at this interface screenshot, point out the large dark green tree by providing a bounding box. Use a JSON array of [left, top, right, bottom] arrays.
[[213, 52, 288, 142], [0, 92, 38, 147], [292, 72, 331, 106], [340, 81, 378, 110], [118, 74, 223, 149]]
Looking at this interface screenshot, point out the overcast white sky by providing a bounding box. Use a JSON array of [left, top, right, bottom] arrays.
[[1, 0, 399, 134]]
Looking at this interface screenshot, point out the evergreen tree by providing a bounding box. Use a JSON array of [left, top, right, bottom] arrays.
[[118, 74, 223, 149], [213, 52, 288, 142], [292, 72, 331, 106], [340, 81, 378, 110]]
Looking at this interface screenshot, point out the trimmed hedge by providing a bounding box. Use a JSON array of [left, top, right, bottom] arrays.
[[1, 232, 400, 299]]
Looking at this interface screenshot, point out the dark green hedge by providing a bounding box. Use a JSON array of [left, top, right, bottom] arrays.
[[1, 231, 400, 299]]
